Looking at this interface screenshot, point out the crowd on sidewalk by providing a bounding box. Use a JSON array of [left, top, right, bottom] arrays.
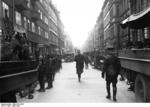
[[37, 54, 62, 92], [17, 54, 62, 100]]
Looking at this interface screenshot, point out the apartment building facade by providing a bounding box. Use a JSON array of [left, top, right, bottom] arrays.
[[103, 0, 120, 50], [0, 0, 65, 61]]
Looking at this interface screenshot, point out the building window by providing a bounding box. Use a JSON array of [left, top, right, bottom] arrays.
[[45, 32, 48, 39], [23, 17, 27, 29], [41, 28, 44, 36], [38, 10, 42, 20], [31, 22, 35, 32], [15, 11, 22, 25], [42, 14, 45, 21], [27, 19, 31, 30], [38, 26, 41, 35], [44, 17, 48, 25], [2, 2, 9, 18], [27, 0, 31, 8]]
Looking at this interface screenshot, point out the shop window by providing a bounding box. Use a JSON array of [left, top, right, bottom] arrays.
[[2, 2, 9, 18], [40, 0, 43, 3], [15, 11, 22, 26], [144, 27, 150, 48]]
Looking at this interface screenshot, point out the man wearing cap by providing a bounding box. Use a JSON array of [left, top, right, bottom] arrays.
[[102, 48, 121, 102]]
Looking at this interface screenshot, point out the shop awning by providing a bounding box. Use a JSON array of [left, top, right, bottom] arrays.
[[121, 6, 150, 29]]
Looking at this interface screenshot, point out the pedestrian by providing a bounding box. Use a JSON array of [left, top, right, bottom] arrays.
[[55, 55, 60, 73], [84, 54, 89, 69], [38, 57, 46, 92], [74, 50, 85, 82], [45, 55, 53, 89], [57, 55, 62, 72], [51, 55, 57, 81], [101, 48, 121, 102]]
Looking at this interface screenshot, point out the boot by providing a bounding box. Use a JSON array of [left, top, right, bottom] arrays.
[[38, 81, 45, 92], [46, 82, 53, 89], [38, 88, 45, 92], [28, 94, 34, 99], [78, 74, 81, 82], [106, 86, 111, 99], [113, 87, 117, 102]]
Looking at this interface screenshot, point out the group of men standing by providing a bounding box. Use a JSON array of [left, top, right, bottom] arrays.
[[74, 48, 121, 102], [38, 54, 62, 92]]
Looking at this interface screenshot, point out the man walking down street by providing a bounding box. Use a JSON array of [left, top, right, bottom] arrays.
[[102, 48, 121, 102], [75, 50, 85, 82]]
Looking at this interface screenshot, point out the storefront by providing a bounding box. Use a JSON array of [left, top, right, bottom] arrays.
[[121, 6, 150, 29], [121, 6, 150, 48]]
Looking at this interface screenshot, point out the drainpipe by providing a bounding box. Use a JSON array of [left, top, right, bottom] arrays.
[[0, 0, 2, 61], [12, 0, 15, 28]]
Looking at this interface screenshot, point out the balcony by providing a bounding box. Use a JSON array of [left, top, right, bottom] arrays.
[[31, 0, 39, 5], [14, 0, 28, 11], [27, 31, 50, 46], [22, 10, 31, 19], [36, 19, 49, 31]]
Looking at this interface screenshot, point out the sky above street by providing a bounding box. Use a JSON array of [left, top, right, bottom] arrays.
[[52, 0, 104, 48]]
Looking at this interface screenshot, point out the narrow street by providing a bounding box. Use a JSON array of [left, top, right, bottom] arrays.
[[18, 62, 136, 103]]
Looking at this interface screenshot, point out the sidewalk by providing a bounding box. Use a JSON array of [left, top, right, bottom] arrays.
[[18, 62, 136, 103]]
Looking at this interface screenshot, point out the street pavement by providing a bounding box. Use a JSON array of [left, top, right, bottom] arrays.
[[18, 62, 136, 103]]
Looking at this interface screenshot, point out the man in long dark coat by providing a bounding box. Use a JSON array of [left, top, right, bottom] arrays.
[[75, 50, 85, 82], [102, 48, 121, 102], [45, 55, 53, 89], [51, 55, 57, 81], [38, 57, 46, 92]]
